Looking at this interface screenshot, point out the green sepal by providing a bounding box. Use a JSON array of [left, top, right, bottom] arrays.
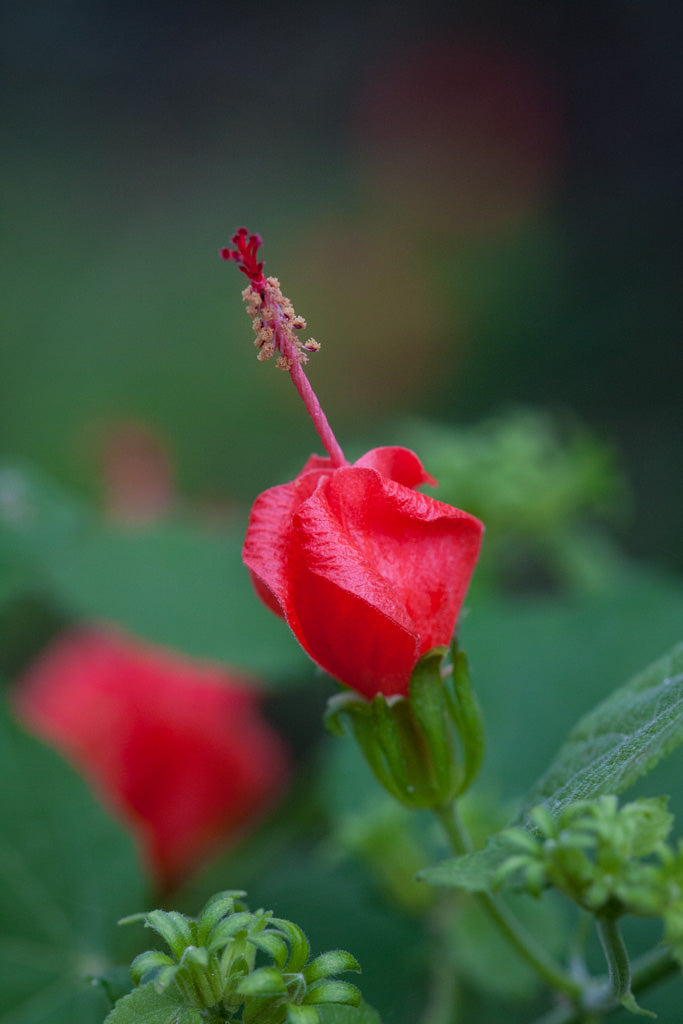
[[324, 692, 367, 737], [130, 950, 176, 986], [303, 981, 362, 1006], [248, 930, 290, 968], [303, 950, 361, 984], [197, 890, 248, 945], [371, 695, 411, 794], [270, 918, 311, 973], [409, 646, 460, 800], [152, 964, 181, 995], [179, 945, 209, 970], [237, 966, 288, 996], [447, 643, 485, 794], [145, 911, 196, 958], [286, 1006, 320, 1024], [119, 912, 149, 926], [346, 702, 405, 802], [206, 911, 256, 951]]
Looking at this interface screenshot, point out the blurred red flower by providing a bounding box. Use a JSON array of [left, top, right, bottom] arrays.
[[13, 627, 290, 889], [243, 446, 483, 700]]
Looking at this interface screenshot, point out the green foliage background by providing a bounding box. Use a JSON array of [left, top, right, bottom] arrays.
[[1, 2, 682, 1022]]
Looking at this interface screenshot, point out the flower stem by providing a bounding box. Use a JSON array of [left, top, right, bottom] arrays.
[[595, 916, 631, 1004], [530, 947, 678, 1024], [435, 802, 582, 1001]]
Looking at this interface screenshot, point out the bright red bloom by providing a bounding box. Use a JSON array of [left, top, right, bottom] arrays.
[[243, 446, 483, 700], [13, 627, 289, 889]]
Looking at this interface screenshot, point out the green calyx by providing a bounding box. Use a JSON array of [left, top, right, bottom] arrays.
[[325, 642, 485, 810], [115, 891, 361, 1024]]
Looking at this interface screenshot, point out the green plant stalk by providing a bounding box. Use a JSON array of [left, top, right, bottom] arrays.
[[595, 917, 630, 1003], [435, 801, 583, 1000], [530, 947, 679, 1024]]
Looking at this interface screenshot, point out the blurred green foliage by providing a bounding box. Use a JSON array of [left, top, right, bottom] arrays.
[[402, 410, 625, 593]]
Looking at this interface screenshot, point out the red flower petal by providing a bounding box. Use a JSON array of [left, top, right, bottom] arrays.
[[13, 627, 290, 889], [354, 445, 437, 488], [243, 446, 483, 698]]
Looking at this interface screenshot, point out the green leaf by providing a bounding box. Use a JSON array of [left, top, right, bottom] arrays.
[[0, 702, 148, 1024], [446, 890, 567, 1000], [417, 837, 511, 892], [518, 641, 683, 819], [46, 520, 306, 678], [317, 1003, 382, 1024], [104, 981, 201, 1024], [0, 464, 86, 608]]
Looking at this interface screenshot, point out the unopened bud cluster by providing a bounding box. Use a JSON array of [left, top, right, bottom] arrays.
[[497, 796, 683, 963], [243, 278, 320, 371], [110, 890, 361, 1024]]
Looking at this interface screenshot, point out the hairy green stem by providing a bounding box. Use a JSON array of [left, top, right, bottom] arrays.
[[435, 802, 582, 1000], [595, 917, 630, 1003], [530, 947, 679, 1024]]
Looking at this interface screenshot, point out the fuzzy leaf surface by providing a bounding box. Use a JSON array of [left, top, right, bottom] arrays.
[[104, 983, 200, 1024], [517, 641, 683, 820]]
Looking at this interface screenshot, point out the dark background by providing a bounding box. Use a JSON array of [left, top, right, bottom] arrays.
[[2, 0, 682, 565]]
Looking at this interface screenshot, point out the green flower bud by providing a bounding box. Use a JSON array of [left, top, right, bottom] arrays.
[[325, 641, 484, 810]]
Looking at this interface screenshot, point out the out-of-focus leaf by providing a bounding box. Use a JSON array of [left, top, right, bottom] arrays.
[[0, 464, 86, 607], [518, 641, 683, 820], [417, 837, 509, 893], [318, 1003, 382, 1024], [449, 891, 565, 1000], [420, 642, 683, 900], [0, 463, 307, 680], [45, 520, 306, 678], [0, 701, 147, 1024], [459, 570, 683, 806]]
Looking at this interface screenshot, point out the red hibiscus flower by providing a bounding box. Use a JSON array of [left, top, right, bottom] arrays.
[[13, 627, 290, 889], [223, 229, 483, 699], [243, 446, 483, 699]]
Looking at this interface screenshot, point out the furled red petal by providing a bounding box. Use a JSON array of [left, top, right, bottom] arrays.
[[243, 457, 336, 616], [354, 446, 437, 488], [281, 466, 483, 697], [13, 627, 290, 889]]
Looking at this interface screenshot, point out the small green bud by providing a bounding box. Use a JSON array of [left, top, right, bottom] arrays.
[[109, 891, 363, 1024]]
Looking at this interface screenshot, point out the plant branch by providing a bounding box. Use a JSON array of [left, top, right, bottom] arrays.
[[530, 947, 679, 1024], [595, 917, 630, 1003], [435, 802, 582, 1001]]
